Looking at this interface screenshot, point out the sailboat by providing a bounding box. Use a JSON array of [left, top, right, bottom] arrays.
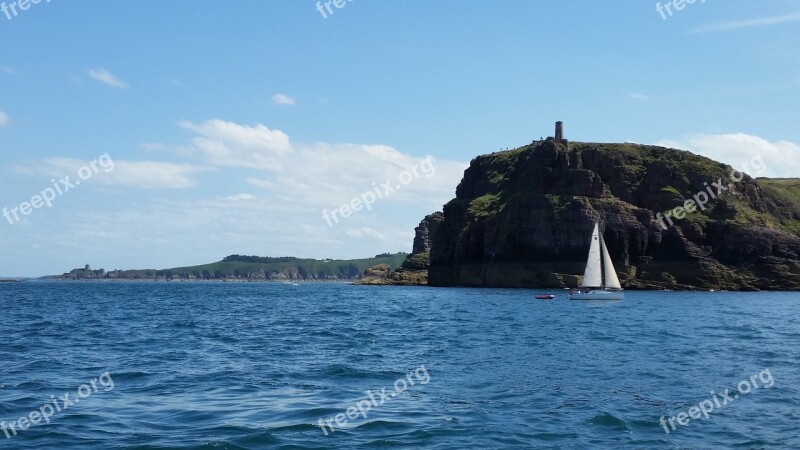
[[569, 222, 624, 301]]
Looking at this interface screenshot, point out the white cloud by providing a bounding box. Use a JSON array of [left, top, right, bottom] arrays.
[[272, 93, 296, 106], [225, 193, 256, 201], [177, 119, 292, 171], [1, 66, 15, 74], [169, 119, 467, 211], [693, 11, 800, 34], [245, 177, 274, 189], [105, 160, 207, 189], [629, 92, 649, 101], [345, 227, 386, 240], [0, 110, 8, 127], [88, 68, 130, 89], [16, 157, 207, 189], [655, 133, 800, 178]]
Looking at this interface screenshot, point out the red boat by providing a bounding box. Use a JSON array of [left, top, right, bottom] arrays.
[[535, 294, 555, 300]]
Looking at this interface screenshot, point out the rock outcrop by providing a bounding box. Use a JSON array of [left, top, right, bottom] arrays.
[[422, 139, 800, 290], [356, 213, 444, 285]]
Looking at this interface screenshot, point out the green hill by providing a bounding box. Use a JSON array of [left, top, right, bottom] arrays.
[[56, 253, 409, 281]]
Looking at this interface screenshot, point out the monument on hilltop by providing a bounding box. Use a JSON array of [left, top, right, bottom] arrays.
[[554, 121, 568, 145]]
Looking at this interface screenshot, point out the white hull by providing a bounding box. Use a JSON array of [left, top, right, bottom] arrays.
[[569, 289, 624, 301]]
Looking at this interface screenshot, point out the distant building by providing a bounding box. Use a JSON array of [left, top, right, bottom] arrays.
[[64, 263, 105, 280]]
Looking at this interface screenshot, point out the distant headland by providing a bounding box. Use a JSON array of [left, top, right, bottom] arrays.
[[46, 253, 409, 282]]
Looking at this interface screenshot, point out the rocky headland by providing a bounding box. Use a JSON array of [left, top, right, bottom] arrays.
[[367, 138, 800, 290]]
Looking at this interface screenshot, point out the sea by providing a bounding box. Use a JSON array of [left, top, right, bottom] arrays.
[[1, 282, 798, 449]]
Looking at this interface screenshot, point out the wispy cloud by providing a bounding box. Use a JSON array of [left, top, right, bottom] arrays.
[[177, 119, 293, 171], [272, 93, 296, 106], [655, 133, 800, 178], [1, 66, 16, 74], [630, 92, 649, 101], [170, 119, 467, 210], [345, 227, 386, 240], [16, 157, 207, 189], [88, 68, 130, 89], [692, 11, 800, 34], [0, 110, 9, 127]]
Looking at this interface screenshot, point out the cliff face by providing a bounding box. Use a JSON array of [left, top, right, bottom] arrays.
[[427, 140, 800, 290], [356, 213, 444, 285]]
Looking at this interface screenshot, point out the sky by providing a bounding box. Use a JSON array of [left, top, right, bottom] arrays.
[[1, 0, 799, 277]]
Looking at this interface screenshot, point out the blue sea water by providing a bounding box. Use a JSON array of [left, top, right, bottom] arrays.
[[0, 282, 798, 449]]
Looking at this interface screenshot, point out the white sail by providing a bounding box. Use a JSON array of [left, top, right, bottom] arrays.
[[601, 235, 622, 290], [580, 223, 602, 287]]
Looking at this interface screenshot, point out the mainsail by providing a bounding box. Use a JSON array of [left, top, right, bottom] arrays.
[[580, 223, 602, 287], [601, 235, 622, 290]]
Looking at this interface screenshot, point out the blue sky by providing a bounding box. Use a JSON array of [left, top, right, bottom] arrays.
[[1, 0, 799, 276]]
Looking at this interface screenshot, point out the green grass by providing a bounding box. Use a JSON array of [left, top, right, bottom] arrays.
[[755, 178, 800, 234], [105, 253, 409, 280], [468, 194, 503, 218], [759, 178, 800, 204]]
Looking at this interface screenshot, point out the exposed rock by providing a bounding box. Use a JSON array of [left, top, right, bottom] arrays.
[[412, 212, 444, 254], [355, 213, 445, 285], [421, 140, 800, 290], [360, 263, 392, 281]]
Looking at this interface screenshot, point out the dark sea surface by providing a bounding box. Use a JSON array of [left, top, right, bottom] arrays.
[[1, 282, 799, 449]]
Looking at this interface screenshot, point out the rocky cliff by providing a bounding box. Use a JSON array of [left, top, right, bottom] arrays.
[[356, 213, 444, 285], [425, 139, 800, 290]]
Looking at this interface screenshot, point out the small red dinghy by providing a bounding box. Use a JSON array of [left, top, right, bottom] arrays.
[[535, 294, 555, 300]]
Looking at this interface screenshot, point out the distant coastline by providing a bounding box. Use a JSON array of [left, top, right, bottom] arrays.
[[42, 253, 409, 283], [34, 278, 353, 284]]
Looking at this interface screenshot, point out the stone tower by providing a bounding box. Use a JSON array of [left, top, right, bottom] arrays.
[[555, 121, 564, 141]]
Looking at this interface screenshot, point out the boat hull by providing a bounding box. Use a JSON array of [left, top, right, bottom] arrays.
[[568, 290, 624, 301]]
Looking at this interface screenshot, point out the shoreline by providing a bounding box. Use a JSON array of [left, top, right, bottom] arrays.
[[10, 278, 798, 291], [33, 278, 355, 284]]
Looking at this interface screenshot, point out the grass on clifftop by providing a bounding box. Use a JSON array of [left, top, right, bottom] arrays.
[[757, 178, 800, 234], [103, 253, 409, 280]]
